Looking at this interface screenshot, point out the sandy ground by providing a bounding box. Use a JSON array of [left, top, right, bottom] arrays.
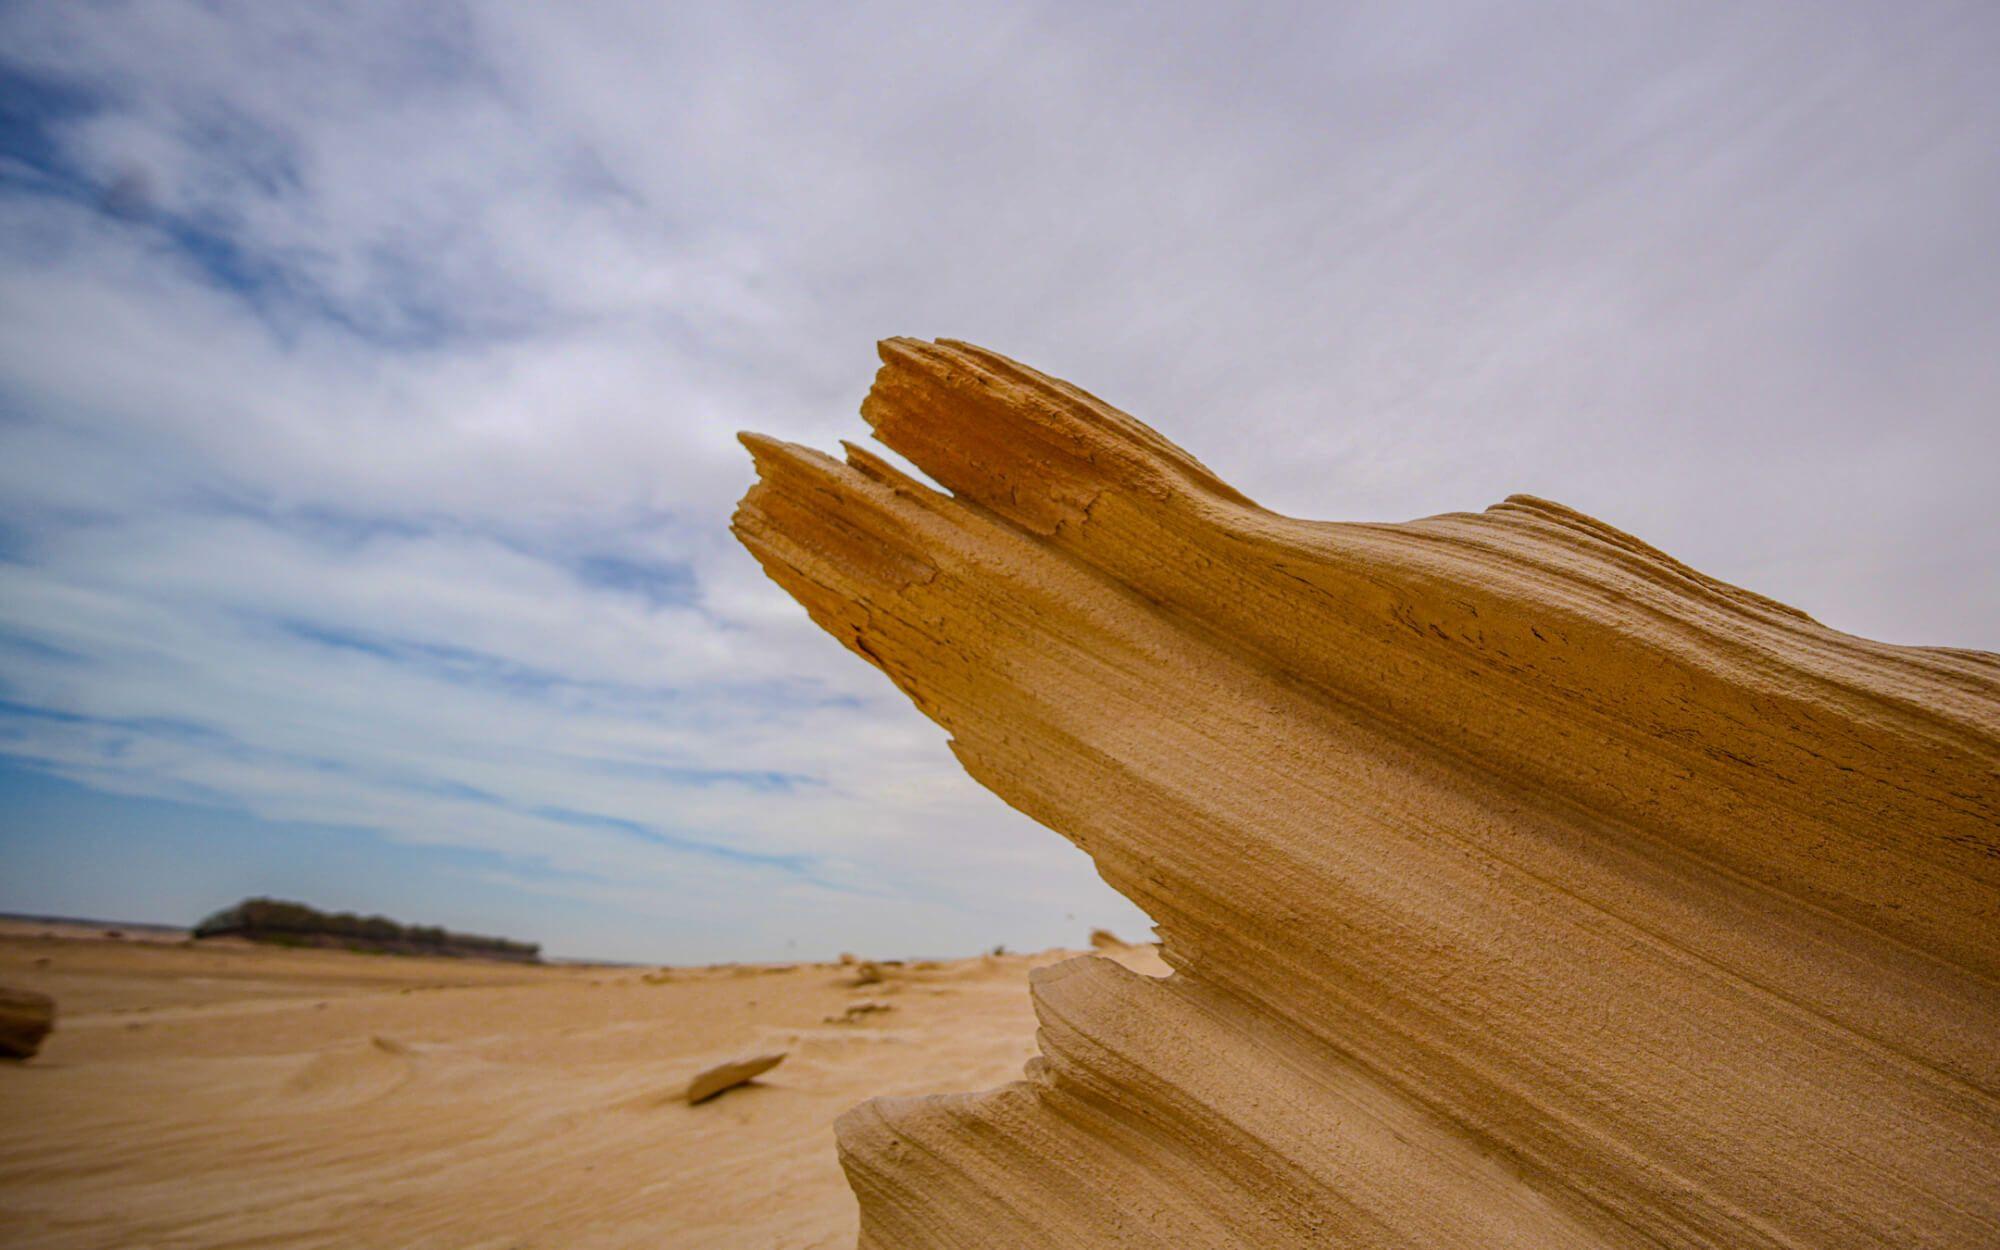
[[0, 929, 1165, 1248]]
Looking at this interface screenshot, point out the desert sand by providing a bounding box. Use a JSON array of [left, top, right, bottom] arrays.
[[0, 926, 1165, 1247], [733, 340, 2000, 1247]]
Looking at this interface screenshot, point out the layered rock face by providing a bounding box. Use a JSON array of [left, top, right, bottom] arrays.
[[0, 986, 55, 1060], [732, 340, 2000, 1249]]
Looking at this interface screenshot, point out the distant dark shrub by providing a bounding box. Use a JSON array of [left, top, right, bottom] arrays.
[[193, 897, 539, 962]]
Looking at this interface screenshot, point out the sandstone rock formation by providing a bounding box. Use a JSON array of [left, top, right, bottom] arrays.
[[0, 986, 55, 1060], [685, 1052, 786, 1104], [732, 339, 2000, 1248]]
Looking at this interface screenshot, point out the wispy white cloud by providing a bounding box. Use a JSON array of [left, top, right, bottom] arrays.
[[1, 1, 1994, 959]]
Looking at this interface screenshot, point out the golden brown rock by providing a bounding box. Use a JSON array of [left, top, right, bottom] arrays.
[[733, 339, 2000, 1249], [0, 986, 55, 1060]]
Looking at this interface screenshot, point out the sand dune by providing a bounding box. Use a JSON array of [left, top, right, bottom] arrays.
[[733, 340, 2000, 1248], [0, 932, 1164, 1246]]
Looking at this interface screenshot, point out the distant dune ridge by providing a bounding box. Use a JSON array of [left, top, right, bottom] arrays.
[[733, 340, 2000, 1248]]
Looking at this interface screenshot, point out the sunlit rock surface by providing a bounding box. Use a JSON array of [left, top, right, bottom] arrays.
[[734, 339, 2000, 1249]]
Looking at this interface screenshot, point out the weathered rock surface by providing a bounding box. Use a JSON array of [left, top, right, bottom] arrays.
[[0, 986, 55, 1060], [685, 1052, 786, 1104], [733, 339, 2000, 1249]]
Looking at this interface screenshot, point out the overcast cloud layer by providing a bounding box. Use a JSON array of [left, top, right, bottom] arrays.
[[1, 2, 1995, 961]]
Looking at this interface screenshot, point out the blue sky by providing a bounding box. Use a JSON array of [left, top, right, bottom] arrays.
[[1, 3, 1995, 962]]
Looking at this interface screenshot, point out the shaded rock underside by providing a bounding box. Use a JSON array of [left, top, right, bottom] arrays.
[[733, 339, 2000, 1249]]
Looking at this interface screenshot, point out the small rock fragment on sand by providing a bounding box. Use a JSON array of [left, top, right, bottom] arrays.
[[686, 1051, 786, 1104], [0, 986, 56, 1060], [1088, 928, 1128, 951], [825, 1000, 894, 1024], [849, 961, 884, 985]]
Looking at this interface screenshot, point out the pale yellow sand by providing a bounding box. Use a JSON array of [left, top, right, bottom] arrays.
[[0, 930, 1164, 1247]]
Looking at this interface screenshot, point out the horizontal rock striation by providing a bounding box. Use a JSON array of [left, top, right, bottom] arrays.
[[732, 339, 2000, 1249]]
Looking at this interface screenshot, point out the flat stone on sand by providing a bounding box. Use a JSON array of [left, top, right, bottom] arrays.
[[825, 1000, 894, 1024], [685, 1051, 785, 1104]]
